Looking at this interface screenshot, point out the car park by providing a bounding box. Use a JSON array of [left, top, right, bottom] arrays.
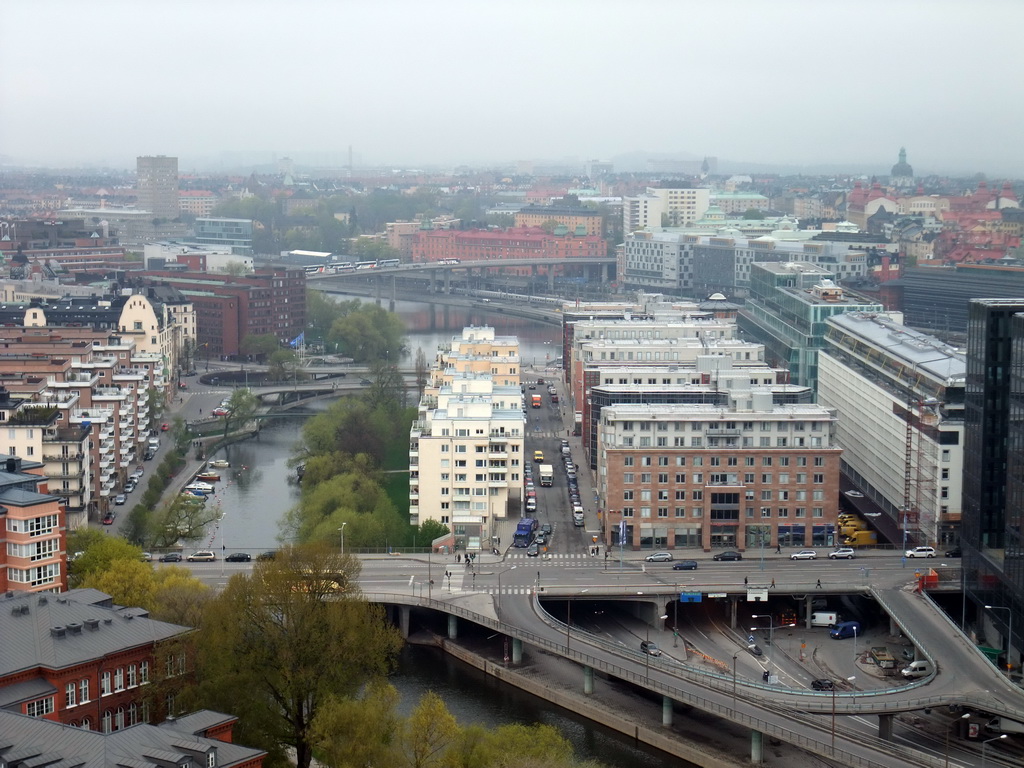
[[905, 546, 936, 558], [672, 560, 698, 570], [186, 550, 217, 562], [159, 552, 182, 562], [829, 548, 856, 559], [712, 551, 743, 561], [640, 640, 661, 656], [811, 678, 834, 691], [790, 549, 817, 560], [645, 552, 673, 562], [225, 552, 251, 563]]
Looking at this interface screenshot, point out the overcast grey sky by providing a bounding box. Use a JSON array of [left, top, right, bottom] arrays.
[[3, 0, 1022, 175]]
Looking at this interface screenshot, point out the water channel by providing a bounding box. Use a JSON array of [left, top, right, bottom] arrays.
[[205, 297, 686, 767]]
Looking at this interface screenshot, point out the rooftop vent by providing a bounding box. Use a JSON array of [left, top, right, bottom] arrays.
[[84, 618, 100, 630], [50, 626, 66, 638], [66, 622, 82, 635]]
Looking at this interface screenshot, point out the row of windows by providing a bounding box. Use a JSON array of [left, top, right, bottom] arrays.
[[66, 661, 151, 708], [619, 506, 826, 518], [623, 487, 827, 501], [620, 471, 826, 485], [6, 514, 60, 536], [615, 435, 826, 448], [620, 455, 827, 468], [7, 562, 59, 586]]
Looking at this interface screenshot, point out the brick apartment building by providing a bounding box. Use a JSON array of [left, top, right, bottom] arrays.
[[598, 396, 841, 552], [138, 268, 305, 357], [410, 227, 605, 276]]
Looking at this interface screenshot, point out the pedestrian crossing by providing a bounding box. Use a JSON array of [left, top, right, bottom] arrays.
[[503, 552, 606, 562]]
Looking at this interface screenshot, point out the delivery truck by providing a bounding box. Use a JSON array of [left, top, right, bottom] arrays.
[[531, 394, 542, 408], [538, 464, 553, 486], [842, 530, 878, 547]]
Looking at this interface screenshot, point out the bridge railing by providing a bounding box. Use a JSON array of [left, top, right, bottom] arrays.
[[367, 591, 949, 768]]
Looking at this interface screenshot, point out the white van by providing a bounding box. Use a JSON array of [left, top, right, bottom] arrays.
[[147, 438, 160, 451], [811, 612, 838, 627], [900, 659, 934, 679], [572, 510, 584, 527]]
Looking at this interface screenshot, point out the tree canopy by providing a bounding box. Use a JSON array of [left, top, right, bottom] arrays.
[[189, 544, 403, 768]]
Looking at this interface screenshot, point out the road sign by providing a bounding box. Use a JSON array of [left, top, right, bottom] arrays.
[[706, 592, 727, 598], [746, 588, 769, 602], [678, 592, 702, 603]]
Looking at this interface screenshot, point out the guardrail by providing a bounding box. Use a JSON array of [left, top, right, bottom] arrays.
[[364, 590, 949, 768]]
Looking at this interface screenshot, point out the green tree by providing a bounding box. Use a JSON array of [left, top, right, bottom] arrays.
[[221, 388, 260, 437], [414, 346, 429, 398], [309, 680, 399, 768], [68, 531, 146, 588], [327, 302, 406, 363], [267, 348, 298, 381], [417, 519, 450, 547], [224, 260, 252, 276], [240, 333, 281, 360], [148, 495, 222, 549], [398, 691, 460, 768], [151, 567, 212, 626], [81, 558, 157, 610], [190, 544, 403, 768]]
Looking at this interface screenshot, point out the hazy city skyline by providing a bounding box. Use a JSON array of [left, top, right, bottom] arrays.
[[3, 0, 1023, 175]]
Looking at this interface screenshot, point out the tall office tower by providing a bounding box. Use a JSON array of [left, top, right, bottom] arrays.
[[963, 298, 1023, 674], [136, 155, 179, 220]]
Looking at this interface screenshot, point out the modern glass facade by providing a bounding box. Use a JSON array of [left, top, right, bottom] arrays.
[[963, 298, 1024, 674], [193, 218, 254, 255]]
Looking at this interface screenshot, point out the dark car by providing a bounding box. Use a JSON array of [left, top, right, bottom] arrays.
[[159, 552, 183, 563], [225, 552, 251, 563], [712, 551, 743, 561], [526, 542, 540, 557], [640, 640, 661, 657], [540, 523, 553, 535], [256, 550, 277, 561], [747, 644, 763, 657], [672, 560, 698, 570], [360, 378, 372, 386], [811, 678, 835, 691], [102, 512, 116, 525], [945, 546, 962, 558]]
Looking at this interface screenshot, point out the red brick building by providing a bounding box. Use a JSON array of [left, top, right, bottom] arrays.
[[411, 226, 605, 276], [0, 588, 192, 732], [137, 268, 305, 357]]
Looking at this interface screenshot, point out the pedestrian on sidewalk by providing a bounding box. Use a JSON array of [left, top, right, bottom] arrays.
[[775, 543, 781, 554], [770, 578, 776, 588], [744, 576, 748, 586], [816, 578, 822, 589]]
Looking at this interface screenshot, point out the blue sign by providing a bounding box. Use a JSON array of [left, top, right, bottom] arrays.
[[678, 592, 702, 603]]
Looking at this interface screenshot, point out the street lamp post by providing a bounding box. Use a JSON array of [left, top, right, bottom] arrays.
[[673, 585, 679, 647], [338, 522, 347, 555], [944, 713, 971, 768], [831, 683, 837, 751], [981, 734, 1007, 768], [846, 675, 857, 707], [644, 614, 668, 678], [984, 604, 1014, 677], [496, 565, 516, 612], [566, 589, 589, 650], [752, 614, 795, 681]]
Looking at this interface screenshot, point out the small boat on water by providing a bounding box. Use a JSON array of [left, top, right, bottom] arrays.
[[185, 481, 215, 493], [195, 471, 221, 482], [208, 460, 230, 469], [181, 491, 207, 501]]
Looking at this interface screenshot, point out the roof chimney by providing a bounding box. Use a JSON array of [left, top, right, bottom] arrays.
[[50, 626, 66, 638]]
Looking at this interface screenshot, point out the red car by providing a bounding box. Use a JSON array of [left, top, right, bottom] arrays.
[[160, 422, 170, 431], [212, 407, 231, 417]]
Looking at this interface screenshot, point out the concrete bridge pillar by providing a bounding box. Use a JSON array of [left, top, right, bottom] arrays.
[[750, 729, 763, 764], [806, 595, 814, 630], [662, 696, 672, 727], [398, 605, 410, 639], [389, 276, 397, 311], [430, 270, 438, 294], [730, 597, 738, 629], [889, 615, 899, 637], [601, 263, 609, 283], [512, 638, 523, 664], [444, 269, 451, 294], [584, 665, 594, 695], [374, 275, 382, 305], [547, 267, 555, 291], [878, 714, 893, 741], [447, 614, 458, 640]]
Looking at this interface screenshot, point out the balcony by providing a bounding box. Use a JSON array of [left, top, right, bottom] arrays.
[[43, 452, 84, 462], [45, 469, 84, 480]]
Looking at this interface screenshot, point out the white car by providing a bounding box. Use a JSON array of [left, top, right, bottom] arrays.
[[829, 548, 856, 559], [790, 549, 818, 560], [905, 546, 936, 558]]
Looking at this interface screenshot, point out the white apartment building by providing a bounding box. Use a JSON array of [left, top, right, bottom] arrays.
[[620, 230, 867, 297], [623, 187, 711, 232], [410, 327, 525, 551], [817, 312, 965, 546]]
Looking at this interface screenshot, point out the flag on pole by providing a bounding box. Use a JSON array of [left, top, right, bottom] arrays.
[[288, 332, 305, 349]]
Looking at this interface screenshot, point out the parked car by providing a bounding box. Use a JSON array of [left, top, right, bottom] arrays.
[[640, 640, 662, 656], [829, 548, 857, 559], [790, 549, 818, 560], [534, 533, 547, 546], [944, 546, 962, 558], [160, 422, 170, 431], [186, 550, 217, 562], [139, 552, 152, 562], [811, 678, 834, 691], [645, 552, 673, 562], [360, 378, 372, 386], [905, 546, 936, 558], [256, 550, 277, 561], [225, 552, 252, 563], [159, 552, 183, 563], [102, 512, 116, 525], [540, 523, 553, 535], [712, 551, 743, 561], [212, 407, 231, 417], [672, 560, 698, 570]]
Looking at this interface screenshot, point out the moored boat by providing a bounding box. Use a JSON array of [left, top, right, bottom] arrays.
[[208, 459, 230, 469], [195, 471, 221, 482]]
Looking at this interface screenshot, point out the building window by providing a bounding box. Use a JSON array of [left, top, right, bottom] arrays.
[[80, 678, 90, 703], [623, 490, 634, 500], [101, 672, 111, 696], [102, 710, 112, 733], [66, 682, 76, 708], [140, 661, 150, 684], [114, 668, 124, 691]]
